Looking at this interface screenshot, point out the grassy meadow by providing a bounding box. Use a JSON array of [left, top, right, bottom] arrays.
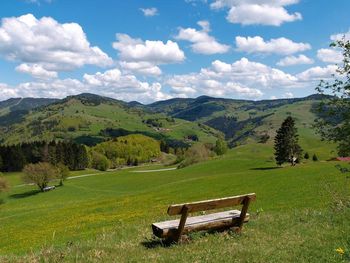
[[0, 141, 349, 262]]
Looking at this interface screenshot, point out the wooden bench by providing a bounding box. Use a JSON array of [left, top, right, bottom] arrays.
[[152, 193, 256, 242]]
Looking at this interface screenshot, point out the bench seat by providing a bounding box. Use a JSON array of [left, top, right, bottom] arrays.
[[152, 209, 249, 238]]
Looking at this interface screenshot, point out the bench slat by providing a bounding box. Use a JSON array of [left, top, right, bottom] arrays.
[[152, 210, 249, 238], [167, 193, 256, 215]]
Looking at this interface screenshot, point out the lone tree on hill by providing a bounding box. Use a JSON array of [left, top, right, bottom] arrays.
[[314, 37, 350, 156], [22, 162, 59, 192], [214, 138, 228, 155], [274, 116, 303, 166]]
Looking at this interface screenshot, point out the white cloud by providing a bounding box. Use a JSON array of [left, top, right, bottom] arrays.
[[166, 57, 304, 99], [113, 34, 185, 64], [297, 65, 338, 81], [140, 7, 158, 17], [1, 68, 171, 103], [112, 34, 185, 76], [317, 48, 343, 64], [330, 29, 350, 42], [236, 36, 311, 55], [210, 0, 302, 26], [83, 69, 170, 102], [119, 61, 162, 76], [2, 78, 87, 99], [0, 83, 20, 100], [15, 63, 58, 79], [277, 54, 314, 66], [24, 0, 53, 4], [283, 91, 294, 98], [175, 21, 230, 55], [0, 14, 113, 78]]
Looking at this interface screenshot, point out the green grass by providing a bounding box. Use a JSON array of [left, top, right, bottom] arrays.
[[0, 142, 349, 262]]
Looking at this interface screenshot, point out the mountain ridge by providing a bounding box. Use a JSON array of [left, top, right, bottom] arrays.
[[0, 93, 328, 147]]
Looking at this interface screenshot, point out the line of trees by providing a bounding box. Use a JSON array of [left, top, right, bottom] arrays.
[[0, 141, 89, 172]]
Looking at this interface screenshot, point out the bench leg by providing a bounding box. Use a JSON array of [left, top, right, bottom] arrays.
[[235, 197, 251, 233], [175, 205, 189, 242]]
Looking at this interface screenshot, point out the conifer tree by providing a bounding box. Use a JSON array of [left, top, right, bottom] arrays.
[[274, 116, 302, 166]]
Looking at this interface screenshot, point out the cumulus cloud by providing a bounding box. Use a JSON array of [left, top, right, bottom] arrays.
[[15, 63, 58, 79], [277, 54, 314, 66], [167, 58, 339, 99], [140, 7, 158, 17], [283, 91, 294, 98], [210, 0, 302, 26], [317, 48, 343, 64], [0, 83, 20, 100], [112, 33, 185, 76], [236, 36, 311, 55], [0, 14, 113, 78], [0, 78, 86, 100], [1, 68, 171, 103], [82, 69, 170, 102], [165, 57, 305, 99], [330, 29, 350, 42], [297, 65, 338, 81], [175, 21, 230, 55]]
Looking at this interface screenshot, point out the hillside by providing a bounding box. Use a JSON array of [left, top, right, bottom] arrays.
[[0, 93, 220, 146], [0, 93, 329, 148], [142, 94, 329, 147], [0, 143, 346, 262], [0, 97, 58, 128]]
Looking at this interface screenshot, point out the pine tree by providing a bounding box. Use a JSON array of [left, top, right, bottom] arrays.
[[312, 154, 318, 161], [304, 152, 309, 159], [274, 116, 303, 166]]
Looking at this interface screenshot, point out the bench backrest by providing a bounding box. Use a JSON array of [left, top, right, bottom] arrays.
[[167, 193, 256, 216]]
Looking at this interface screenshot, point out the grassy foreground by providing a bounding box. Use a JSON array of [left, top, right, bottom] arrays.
[[0, 143, 349, 262]]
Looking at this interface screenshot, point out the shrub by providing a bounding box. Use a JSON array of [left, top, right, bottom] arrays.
[[178, 144, 212, 168], [312, 154, 318, 161], [56, 163, 70, 186], [259, 134, 270, 144], [0, 174, 9, 205], [214, 139, 228, 155], [304, 152, 310, 159], [22, 162, 59, 192], [91, 151, 110, 171], [0, 174, 9, 193]]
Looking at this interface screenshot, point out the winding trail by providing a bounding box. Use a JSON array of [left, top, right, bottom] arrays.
[[130, 167, 177, 173], [13, 166, 177, 187]]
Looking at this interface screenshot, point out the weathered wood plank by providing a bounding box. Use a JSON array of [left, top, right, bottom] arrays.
[[167, 193, 256, 215], [152, 210, 249, 238], [175, 205, 189, 242]]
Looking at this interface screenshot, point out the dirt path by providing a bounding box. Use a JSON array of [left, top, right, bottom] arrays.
[[13, 165, 175, 187], [130, 167, 177, 173]]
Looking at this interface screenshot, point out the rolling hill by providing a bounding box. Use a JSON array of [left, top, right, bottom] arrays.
[[0, 93, 329, 150], [0, 93, 220, 146]]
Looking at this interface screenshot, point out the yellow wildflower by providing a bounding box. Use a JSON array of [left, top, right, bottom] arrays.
[[335, 248, 345, 255]]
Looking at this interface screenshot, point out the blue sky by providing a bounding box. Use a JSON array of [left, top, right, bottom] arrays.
[[0, 0, 349, 103]]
